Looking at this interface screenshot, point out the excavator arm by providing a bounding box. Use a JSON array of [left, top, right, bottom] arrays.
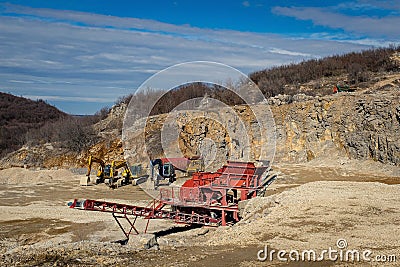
[[86, 155, 105, 177], [81, 155, 106, 186], [101, 160, 133, 188], [111, 160, 132, 178]]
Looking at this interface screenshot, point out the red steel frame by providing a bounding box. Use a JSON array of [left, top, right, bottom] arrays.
[[69, 161, 269, 239]]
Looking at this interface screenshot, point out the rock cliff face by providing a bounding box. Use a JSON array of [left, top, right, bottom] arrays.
[[122, 88, 399, 168], [123, 105, 274, 170], [271, 90, 399, 165]]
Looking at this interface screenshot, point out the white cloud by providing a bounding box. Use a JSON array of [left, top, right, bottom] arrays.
[[355, 0, 400, 12], [269, 48, 314, 57], [0, 4, 374, 114], [272, 6, 400, 39]]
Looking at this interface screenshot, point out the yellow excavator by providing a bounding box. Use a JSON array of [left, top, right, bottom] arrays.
[[80, 156, 146, 188], [81, 156, 105, 185]]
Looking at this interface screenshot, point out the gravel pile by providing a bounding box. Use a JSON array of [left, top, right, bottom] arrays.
[[0, 168, 79, 185], [208, 181, 400, 256]]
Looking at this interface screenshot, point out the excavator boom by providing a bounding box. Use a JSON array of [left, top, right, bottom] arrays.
[[81, 155, 106, 186], [86, 156, 105, 176], [81, 156, 147, 188]]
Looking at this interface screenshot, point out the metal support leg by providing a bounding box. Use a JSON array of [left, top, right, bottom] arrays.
[[144, 218, 151, 233], [112, 213, 139, 240], [125, 215, 139, 235], [221, 209, 226, 226], [233, 211, 239, 221]]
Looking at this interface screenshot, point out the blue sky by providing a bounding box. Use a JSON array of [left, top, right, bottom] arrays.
[[0, 0, 399, 114]]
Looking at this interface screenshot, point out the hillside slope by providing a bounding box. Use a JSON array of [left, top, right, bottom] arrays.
[[250, 47, 400, 97], [0, 93, 67, 157]]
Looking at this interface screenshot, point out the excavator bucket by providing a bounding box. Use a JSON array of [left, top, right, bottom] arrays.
[[80, 176, 90, 186]]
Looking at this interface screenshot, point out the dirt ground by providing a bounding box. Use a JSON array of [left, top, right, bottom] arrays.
[[0, 160, 399, 266]]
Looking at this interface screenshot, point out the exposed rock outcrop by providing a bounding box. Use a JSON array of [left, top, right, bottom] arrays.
[[122, 88, 399, 168], [272, 90, 399, 165]]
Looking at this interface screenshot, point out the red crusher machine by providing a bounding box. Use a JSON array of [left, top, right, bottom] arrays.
[[68, 161, 276, 240]]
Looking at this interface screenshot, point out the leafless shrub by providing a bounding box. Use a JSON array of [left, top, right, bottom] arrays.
[[25, 116, 97, 152], [94, 106, 111, 121], [250, 46, 400, 97], [0, 93, 66, 157], [148, 82, 245, 116]]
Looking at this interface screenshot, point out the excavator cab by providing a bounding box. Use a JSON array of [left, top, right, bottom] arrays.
[[104, 164, 112, 177], [160, 162, 176, 185], [151, 159, 176, 187], [162, 163, 173, 178]]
